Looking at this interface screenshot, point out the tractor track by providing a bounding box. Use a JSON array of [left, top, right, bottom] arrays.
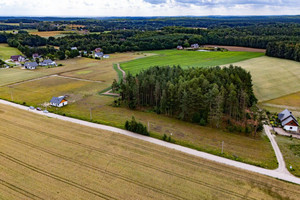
[[1, 116, 300, 196], [0, 178, 44, 200], [0, 133, 187, 200], [0, 119, 267, 199]]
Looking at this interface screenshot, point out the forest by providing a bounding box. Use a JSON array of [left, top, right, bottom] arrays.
[[114, 66, 262, 135]]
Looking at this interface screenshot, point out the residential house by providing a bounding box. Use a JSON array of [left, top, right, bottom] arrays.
[[24, 62, 38, 70], [95, 52, 104, 58], [177, 45, 183, 50], [191, 44, 199, 49], [50, 96, 68, 107], [71, 47, 78, 50], [11, 55, 26, 62], [32, 53, 41, 60], [278, 109, 299, 132], [95, 47, 102, 52], [40, 59, 57, 67]]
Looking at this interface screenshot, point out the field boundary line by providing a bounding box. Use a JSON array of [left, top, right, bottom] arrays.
[[1, 99, 300, 185]]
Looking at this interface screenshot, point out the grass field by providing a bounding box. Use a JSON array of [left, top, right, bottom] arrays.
[[276, 136, 300, 177], [265, 92, 300, 109], [121, 49, 264, 75], [0, 43, 23, 61], [0, 54, 278, 168], [0, 68, 46, 86], [229, 56, 300, 102], [0, 104, 299, 199]]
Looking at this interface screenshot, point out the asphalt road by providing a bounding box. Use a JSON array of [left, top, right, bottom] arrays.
[[1, 99, 300, 185]]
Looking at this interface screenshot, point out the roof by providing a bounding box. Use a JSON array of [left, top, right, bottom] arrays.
[[282, 116, 299, 126], [11, 55, 22, 59], [24, 62, 38, 68], [278, 109, 299, 126], [50, 96, 66, 104], [95, 52, 104, 56], [41, 59, 54, 65]]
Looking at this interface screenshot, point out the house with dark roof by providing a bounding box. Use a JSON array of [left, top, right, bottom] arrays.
[[278, 109, 299, 132], [40, 59, 57, 67], [11, 55, 26, 62], [95, 47, 102, 52], [50, 96, 68, 107], [24, 62, 38, 70]]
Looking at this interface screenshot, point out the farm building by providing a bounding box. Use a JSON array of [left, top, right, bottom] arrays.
[[278, 109, 299, 132], [177, 45, 183, 50], [50, 96, 68, 107], [11, 55, 26, 62], [95, 52, 104, 58], [191, 44, 199, 49], [40, 59, 57, 66], [24, 62, 38, 70]]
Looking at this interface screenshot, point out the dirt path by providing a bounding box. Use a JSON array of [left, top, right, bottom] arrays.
[[117, 63, 126, 80], [1, 99, 300, 185], [203, 45, 266, 53], [53, 75, 103, 83], [100, 63, 125, 96], [262, 103, 300, 111]]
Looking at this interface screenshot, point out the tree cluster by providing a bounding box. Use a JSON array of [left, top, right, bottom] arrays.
[[118, 66, 260, 133], [266, 42, 300, 62], [125, 117, 149, 136]]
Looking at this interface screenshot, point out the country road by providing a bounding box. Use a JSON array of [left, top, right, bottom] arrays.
[[1, 99, 300, 185]]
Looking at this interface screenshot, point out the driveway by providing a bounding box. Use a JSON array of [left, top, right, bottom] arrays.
[[1, 99, 300, 185]]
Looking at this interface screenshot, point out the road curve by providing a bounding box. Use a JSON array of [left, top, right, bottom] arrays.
[[1, 99, 300, 185]]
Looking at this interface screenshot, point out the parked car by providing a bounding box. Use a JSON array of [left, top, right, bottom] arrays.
[[36, 107, 42, 111], [29, 106, 35, 110], [43, 110, 49, 113]]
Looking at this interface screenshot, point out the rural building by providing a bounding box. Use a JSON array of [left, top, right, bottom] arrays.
[[177, 45, 183, 50], [50, 96, 68, 107], [71, 47, 78, 50], [191, 44, 199, 49], [32, 53, 41, 60], [40, 59, 57, 66], [103, 55, 110, 59], [11, 55, 26, 62], [95, 52, 104, 58], [95, 47, 102, 52], [24, 62, 38, 70], [278, 109, 299, 132]]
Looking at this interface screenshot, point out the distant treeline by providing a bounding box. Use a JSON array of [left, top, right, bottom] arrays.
[[266, 42, 300, 61], [115, 66, 261, 134], [1, 20, 300, 61]]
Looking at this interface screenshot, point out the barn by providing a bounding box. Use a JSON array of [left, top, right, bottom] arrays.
[[278, 109, 299, 132]]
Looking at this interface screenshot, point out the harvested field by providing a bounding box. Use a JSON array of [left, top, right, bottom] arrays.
[[203, 45, 266, 53], [265, 91, 300, 109], [0, 104, 299, 199], [228, 56, 300, 102], [29, 31, 69, 38]]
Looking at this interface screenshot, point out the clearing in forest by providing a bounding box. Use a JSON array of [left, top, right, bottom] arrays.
[[121, 49, 264, 75], [0, 104, 299, 199], [0, 43, 23, 61]]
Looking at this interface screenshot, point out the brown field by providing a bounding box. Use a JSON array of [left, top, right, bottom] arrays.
[[265, 91, 300, 109], [203, 45, 266, 53], [0, 104, 299, 199], [29, 31, 69, 37]]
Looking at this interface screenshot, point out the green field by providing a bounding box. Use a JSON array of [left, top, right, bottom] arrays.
[[0, 44, 23, 61], [1, 104, 299, 199], [121, 50, 264, 74], [0, 68, 46, 86], [230, 56, 300, 102]]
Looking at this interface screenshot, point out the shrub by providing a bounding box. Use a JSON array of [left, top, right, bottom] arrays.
[[125, 116, 149, 136]]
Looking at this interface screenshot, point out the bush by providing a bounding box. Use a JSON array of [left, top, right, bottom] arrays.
[[125, 116, 149, 136]]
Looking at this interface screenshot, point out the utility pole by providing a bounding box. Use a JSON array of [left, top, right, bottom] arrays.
[[221, 141, 224, 154], [90, 108, 92, 120], [148, 121, 150, 132]]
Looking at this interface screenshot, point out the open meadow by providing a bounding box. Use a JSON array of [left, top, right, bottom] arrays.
[[121, 49, 264, 75], [0, 104, 299, 200], [0, 43, 23, 61], [229, 56, 300, 102]]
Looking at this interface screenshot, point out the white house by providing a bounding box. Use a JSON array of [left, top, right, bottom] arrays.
[[95, 52, 104, 58], [191, 43, 199, 49], [50, 96, 68, 107], [24, 62, 38, 70], [278, 109, 299, 132], [40, 59, 57, 67]]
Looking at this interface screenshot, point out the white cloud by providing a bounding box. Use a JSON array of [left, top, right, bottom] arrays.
[[0, 0, 298, 16]]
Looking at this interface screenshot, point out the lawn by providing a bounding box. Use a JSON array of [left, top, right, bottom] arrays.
[[121, 49, 264, 75], [229, 56, 300, 102], [276, 136, 300, 177], [0, 104, 299, 199], [0, 43, 23, 61]]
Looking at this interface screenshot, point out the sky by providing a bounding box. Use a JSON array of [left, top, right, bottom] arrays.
[[0, 0, 299, 17]]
